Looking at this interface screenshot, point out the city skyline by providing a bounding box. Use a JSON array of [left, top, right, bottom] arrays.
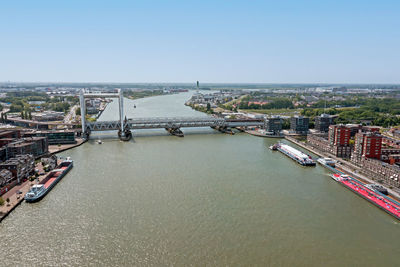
[[1, 0, 399, 83]]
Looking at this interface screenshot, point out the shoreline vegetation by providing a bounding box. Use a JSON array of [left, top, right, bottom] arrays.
[[123, 90, 165, 100], [187, 90, 400, 128]]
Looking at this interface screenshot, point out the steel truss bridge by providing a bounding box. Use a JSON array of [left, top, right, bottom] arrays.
[[80, 90, 265, 140], [87, 117, 265, 131]]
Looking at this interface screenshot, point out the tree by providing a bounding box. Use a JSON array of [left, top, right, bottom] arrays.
[[28, 111, 32, 120], [0, 197, 4, 206], [282, 119, 291, 129], [206, 103, 211, 111], [20, 110, 24, 119], [10, 104, 23, 113]]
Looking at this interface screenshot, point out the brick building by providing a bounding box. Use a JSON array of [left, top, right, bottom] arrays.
[[307, 133, 331, 153], [6, 137, 48, 158], [352, 132, 382, 163], [328, 125, 352, 158], [381, 148, 400, 162], [383, 136, 400, 149], [0, 154, 35, 183], [360, 157, 400, 188], [0, 169, 13, 187], [329, 125, 351, 146]]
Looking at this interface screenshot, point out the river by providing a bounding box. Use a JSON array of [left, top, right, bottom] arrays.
[[1, 92, 399, 266]]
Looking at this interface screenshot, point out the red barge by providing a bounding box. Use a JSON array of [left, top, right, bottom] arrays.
[[331, 174, 400, 220]]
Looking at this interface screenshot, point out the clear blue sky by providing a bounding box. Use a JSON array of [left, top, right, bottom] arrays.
[[0, 0, 399, 83]]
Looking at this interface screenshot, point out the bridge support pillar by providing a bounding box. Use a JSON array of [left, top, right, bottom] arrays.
[[166, 128, 184, 137], [118, 129, 132, 141], [84, 127, 91, 139], [214, 126, 235, 135]]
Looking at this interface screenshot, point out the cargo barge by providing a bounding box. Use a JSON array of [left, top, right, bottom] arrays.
[[273, 143, 316, 166], [25, 158, 73, 203], [331, 174, 400, 220]]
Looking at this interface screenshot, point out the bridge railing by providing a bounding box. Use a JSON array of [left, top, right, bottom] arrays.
[[128, 116, 224, 122], [87, 116, 265, 131]]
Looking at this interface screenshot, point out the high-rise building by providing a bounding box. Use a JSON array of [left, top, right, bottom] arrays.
[[290, 116, 309, 134], [315, 114, 334, 132], [352, 131, 382, 162], [265, 116, 282, 135], [329, 124, 351, 146], [328, 124, 352, 158]]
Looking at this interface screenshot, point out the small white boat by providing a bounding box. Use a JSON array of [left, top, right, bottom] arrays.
[[97, 139, 103, 144], [331, 174, 349, 182], [317, 157, 336, 168]]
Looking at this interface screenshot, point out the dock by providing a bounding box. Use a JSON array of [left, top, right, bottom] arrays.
[[48, 138, 86, 154], [0, 160, 61, 223], [246, 130, 283, 138]]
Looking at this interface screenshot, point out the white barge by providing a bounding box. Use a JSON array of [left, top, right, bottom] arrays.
[[275, 143, 316, 166]]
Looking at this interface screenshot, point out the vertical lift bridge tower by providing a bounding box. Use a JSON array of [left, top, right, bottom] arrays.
[[79, 89, 131, 141]]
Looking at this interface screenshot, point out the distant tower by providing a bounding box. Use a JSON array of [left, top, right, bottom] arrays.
[[196, 81, 199, 89]]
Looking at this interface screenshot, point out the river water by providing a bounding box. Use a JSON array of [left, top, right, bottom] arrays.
[[1, 92, 400, 266]]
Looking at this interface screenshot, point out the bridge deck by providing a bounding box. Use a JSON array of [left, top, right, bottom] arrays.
[[87, 117, 264, 131]]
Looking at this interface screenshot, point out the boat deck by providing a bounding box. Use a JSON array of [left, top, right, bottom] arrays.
[[334, 174, 400, 219], [43, 166, 68, 189]]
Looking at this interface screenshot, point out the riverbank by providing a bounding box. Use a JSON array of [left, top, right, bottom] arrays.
[[48, 138, 86, 154], [245, 129, 283, 138], [95, 101, 110, 119], [124, 90, 166, 100], [285, 136, 400, 200], [0, 137, 85, 222], [0, 159, 61, 223]]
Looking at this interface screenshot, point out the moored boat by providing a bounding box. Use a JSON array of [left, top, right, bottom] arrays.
[[275, 143, 316, 166], [331, 173, 349, 182], [330, 174, 400, 220], [269, 144, 279, 150], [365, 184, 389, 195], [317, 157, 336, 168], [25, 158, 73, 203], [247, 129, 284, 138]]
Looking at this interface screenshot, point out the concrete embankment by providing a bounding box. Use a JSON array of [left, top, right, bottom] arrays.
[[245, 130, 283, 138], [48, 138, 87, 155]]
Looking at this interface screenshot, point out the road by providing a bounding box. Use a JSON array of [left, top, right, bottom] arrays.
[[64, 105, 78, 123]]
